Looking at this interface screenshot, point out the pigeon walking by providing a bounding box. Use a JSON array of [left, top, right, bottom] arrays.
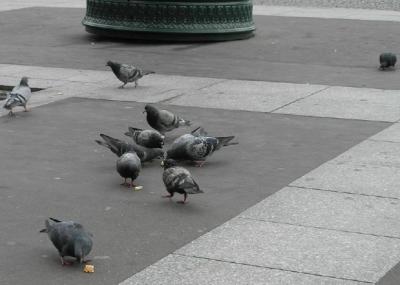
[[106, 60, 155, 88], [166, 127, 238, 167], [144, 104, 191, 134], [116, 152, 142, 188], [3, 77, 31, 117], [95, 134, 164, 162], [162, 159, 203, 204], [39, 218, 93, 266], [379, 53, 397, 70], [124, 127, 165, 148]]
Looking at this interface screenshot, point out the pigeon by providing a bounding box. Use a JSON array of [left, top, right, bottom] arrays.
[[166, 127, 238, 167], [39, 218, 93, 266], [379, 53, 397, 70], [144, 104, 191, 134], [116, 152, 142, 188], [124, 127, 165, 149], [106, 60, 155, 88], [95, 134, 164, 162], [161, 159, 203, 204], [3, 77, 31, 116]]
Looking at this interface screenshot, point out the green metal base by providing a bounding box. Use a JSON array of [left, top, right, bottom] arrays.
[[84, 26, 254, 41], [82, 0, 255, 42]]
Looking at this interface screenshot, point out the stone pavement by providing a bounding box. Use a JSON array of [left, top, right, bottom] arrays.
[[1, 1, 400, 285]]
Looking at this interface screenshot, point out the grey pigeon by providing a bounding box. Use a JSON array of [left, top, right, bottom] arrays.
[[106, 60, 155, 88], [379, 53, 397, 70], [161, 159, 203, 204], [95, 133, 164, 162], [166, 127, 238, 167], [39, 218, 93, 266], [144, 104, 191, 134], [124, 127, 165, 149], [116, 152, 142, 188], [3, 77, 31, 117]]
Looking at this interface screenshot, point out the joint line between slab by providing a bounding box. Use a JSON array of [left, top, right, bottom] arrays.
[[238, 216, 400, 240], [172, 253, 373, 284], [269, 86, 331, 113], [288, 185, 400, 202]]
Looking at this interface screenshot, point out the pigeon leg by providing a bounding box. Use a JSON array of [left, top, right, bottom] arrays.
[[134, 81, 138, 88], [121, 178, 130, 187], [177, 193, 188, 204], [60, 256, 73, 266], [118, 83, 126, 89], [129, 178, 137, 188], [195, 160, 206, 167], [24, 105, 30, 112], [8, 110, 15, 117], [162, 192, 174, 199]]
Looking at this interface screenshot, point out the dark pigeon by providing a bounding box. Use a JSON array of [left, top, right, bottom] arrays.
[[95, 134, 164, 162], [144, 104, 191, 134], [116, 152, 141, 188], [3, 77, 31, 117], [106, 60, 155, 88], [39, 218, 93, 266], [124, 127, 165, 149], [379, 53, 397, 70], [161, 159, 203, 204], [166, 127, 238, 166]]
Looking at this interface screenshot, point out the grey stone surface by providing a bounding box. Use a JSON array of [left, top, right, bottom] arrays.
[[370, 123, 400, 143], [177, 218, 400, 283], [274, 86, 400, 122], [0, 98, 386, 285], [241, 186, 400, 237], [166, 81, 326, 112], [253, 0, 400, 11], [291, 140, 400, 198], [1, 8, 400, 90], [121, 254, 368, 285]]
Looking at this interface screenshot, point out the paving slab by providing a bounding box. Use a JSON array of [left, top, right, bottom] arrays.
[[165, 80, 326, 112], [176, 218, 400, 283], [291, 140, 400, 198], [121, 254, 369, 285], [1, 8, 400, 90], [0, 98, 387, 285], [274, 86, 400, 122], [241, 186, 400, 237], [253, 6, 400, 21], [370, 123, 400, 143]]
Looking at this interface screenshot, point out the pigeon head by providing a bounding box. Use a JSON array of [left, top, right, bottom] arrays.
[[149, 148, 165, 160], [20, 77, 29, 86], [106, 60, 114, 67], [161, 159, 177, 169], [144, 104, 158, 116]]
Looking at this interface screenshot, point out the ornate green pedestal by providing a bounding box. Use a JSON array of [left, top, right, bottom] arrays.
[[82, 0, 255, 41]]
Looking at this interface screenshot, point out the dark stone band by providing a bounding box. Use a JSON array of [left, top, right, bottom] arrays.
[[82, 0, 255, 41]]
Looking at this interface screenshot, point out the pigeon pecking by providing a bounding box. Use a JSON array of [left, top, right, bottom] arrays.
[[124, 127, 165, 149], [379, 53, 397, 70], [161, 159, 203, 204], [3, 76, 31, 117], [40, 218, 93, 266], [116, 152, 142, 188], [95, 133, 164, 163], [144, 104, 191, 135], [166, 127, 238, 167], [106, 60, 155, 88]]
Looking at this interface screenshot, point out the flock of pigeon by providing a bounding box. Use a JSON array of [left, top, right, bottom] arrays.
[[1, 53, 396, 268], [2, 61, 238, 269]]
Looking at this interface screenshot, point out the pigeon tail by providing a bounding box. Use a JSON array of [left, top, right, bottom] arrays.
[[215, 136, 238, 149], [191, 127, 208, 137], [143, 70, 155, 75]]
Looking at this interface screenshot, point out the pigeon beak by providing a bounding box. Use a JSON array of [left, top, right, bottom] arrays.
[[160, 160, 164, 167], [143, 110, 146, 114]]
